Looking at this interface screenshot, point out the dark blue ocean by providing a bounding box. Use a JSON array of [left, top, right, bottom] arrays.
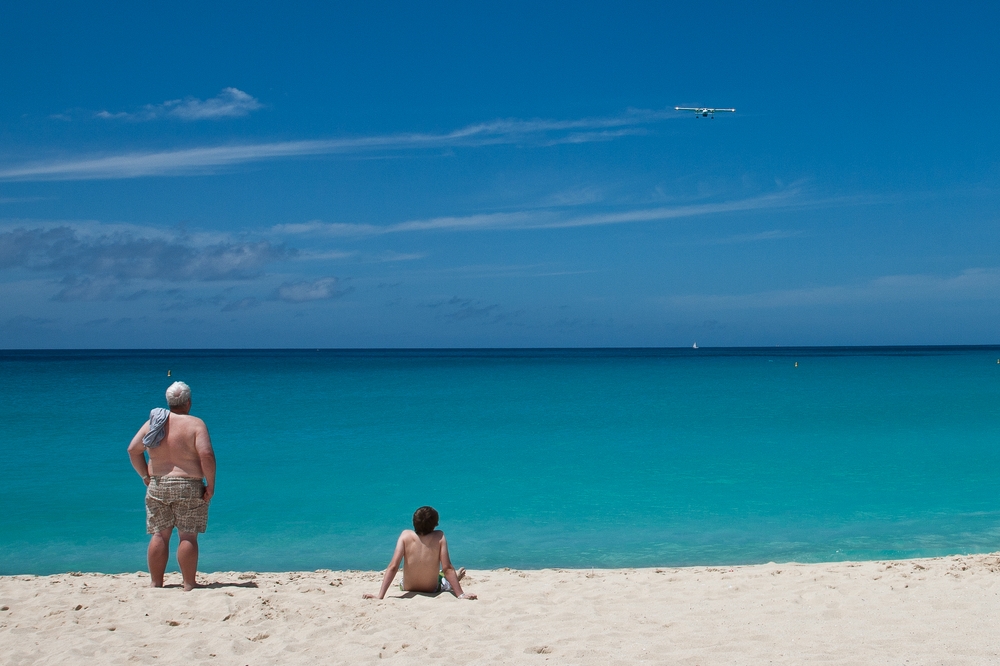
[[2, 347, 999, 575]]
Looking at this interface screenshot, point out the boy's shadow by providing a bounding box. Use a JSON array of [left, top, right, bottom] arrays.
[[392, 591, 446, 599]]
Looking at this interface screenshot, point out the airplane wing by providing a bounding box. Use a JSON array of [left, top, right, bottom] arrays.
[[675, 107, 737, 112]]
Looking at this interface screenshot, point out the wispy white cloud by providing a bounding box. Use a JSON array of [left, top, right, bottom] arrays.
[[276, 210, 549, 236], [295, 249, 357, 261], [274, 277, 348, 302], [165, 88, 263, 120], [95, 88, 263, 122], [666, 268, 1000, 310], [710, 229, 803, 244], [0, 142, 337, 181], [0, 108, 676, 181], [376, 251, 425, 262], [293, 249, 425, 263], [541, 128, 646, 146], [273, 190, 801, 237], [542, 187, 604, 207], [381, 261, 597, 281]]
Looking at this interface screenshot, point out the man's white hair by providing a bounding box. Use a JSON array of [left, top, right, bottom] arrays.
[[165, 381, 191, 407]]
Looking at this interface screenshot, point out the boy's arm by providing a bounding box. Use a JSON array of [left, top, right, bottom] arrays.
[[440, 534, 476, 599], [365, 534, 406, 599]]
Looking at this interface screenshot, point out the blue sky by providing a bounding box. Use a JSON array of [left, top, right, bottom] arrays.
[[2, 1, 999, 347]]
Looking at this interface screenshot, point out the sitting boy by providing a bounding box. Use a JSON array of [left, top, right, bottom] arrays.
[[364, 506, 477, 600]]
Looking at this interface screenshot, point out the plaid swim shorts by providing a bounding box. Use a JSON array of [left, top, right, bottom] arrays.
[[145, 476, 209, 534]]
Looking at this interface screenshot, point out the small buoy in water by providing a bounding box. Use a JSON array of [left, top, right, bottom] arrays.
[[167, 370, 171, 376], [794, 362, 798, 368]]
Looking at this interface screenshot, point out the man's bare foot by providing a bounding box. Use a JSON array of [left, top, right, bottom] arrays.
[[183, 582, 202, 592], [150, 582, 164, 588], [457, 567, 466, 581]]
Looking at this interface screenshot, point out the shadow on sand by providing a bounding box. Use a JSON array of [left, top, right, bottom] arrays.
[[161, 581, 259, 590]]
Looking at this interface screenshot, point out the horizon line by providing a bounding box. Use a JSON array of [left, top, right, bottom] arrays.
[[2, 344, 998, 352]]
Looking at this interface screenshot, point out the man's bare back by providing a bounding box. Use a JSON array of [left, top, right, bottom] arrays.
[[131, 411, 213, 490]]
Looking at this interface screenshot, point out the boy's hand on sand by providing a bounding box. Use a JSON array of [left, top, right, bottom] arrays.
[[362, 593, 376, 599], [458, 593, 477, 600]]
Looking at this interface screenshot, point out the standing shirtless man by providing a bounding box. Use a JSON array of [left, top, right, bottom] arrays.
[[127, 381, 216, 591]]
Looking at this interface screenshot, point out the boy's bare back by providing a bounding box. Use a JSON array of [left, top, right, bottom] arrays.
[[366, 506, 476, 600], [399, 529, 446, 592]]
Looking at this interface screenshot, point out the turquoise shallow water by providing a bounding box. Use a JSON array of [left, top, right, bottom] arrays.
[[1, 347, 999, 575]]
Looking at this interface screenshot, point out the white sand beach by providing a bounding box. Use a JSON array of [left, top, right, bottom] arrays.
[[3, 553, 1000, 665]]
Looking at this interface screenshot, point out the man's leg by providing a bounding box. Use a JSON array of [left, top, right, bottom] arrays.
[[177, 531, 199, 591], [147, 529, 172, 588]]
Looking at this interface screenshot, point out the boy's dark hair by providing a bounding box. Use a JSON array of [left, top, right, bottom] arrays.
[[412, 506, 439, 536]]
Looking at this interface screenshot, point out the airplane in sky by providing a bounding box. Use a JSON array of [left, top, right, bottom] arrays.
[[675, 106, 736, 119]]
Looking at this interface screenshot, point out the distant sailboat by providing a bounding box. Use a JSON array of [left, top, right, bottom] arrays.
[[692, 342, 698, 349]]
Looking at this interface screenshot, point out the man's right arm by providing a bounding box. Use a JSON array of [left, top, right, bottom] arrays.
[[194, 421, 216, 502], [127, 425, 150, 485]]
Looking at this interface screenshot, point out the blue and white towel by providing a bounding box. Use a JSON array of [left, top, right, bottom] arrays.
[[142, 408, 170, 449]]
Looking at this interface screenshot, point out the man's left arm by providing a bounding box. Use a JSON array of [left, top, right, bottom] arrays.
[[127, 424, 151, 485], [195, 420, 216, 502]]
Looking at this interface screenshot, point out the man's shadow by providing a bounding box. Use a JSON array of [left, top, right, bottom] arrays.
[[161, 581, 259, 589]]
